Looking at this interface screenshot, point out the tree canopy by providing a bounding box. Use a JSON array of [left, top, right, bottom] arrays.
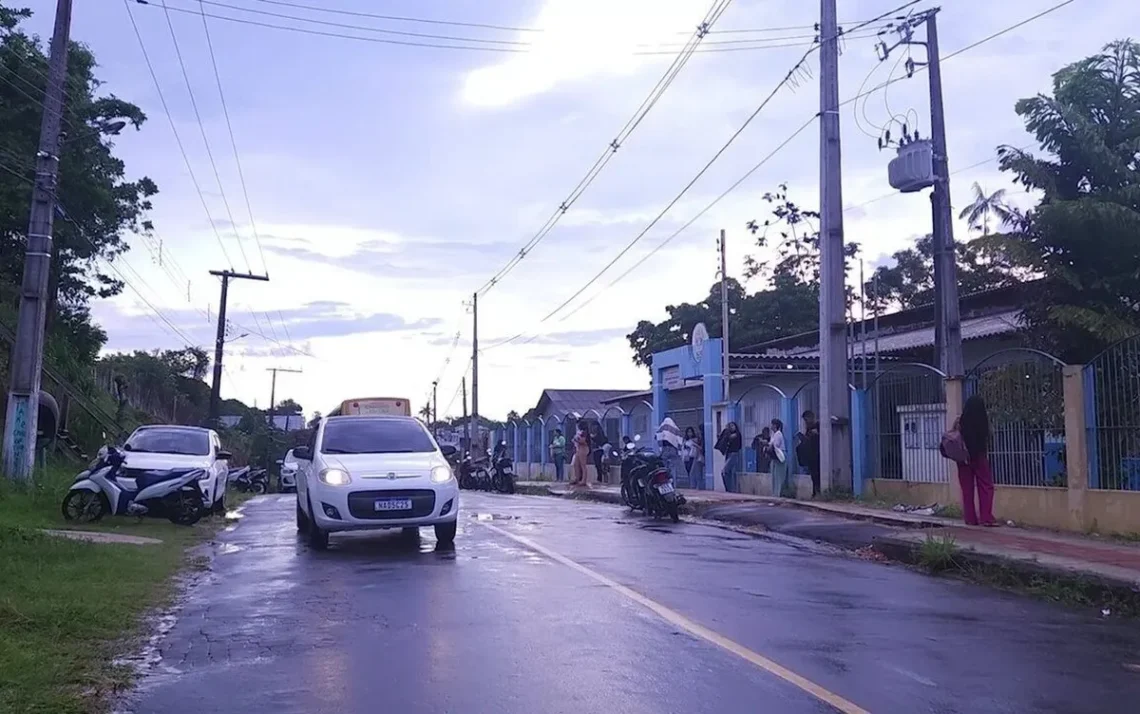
[[984, 39, 1140, 360]]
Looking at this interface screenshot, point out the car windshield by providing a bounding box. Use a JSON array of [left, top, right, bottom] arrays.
[[127, 428, 211, 456], [319, 417, 436, 455]]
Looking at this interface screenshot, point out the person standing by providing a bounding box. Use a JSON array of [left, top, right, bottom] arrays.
[[716, 422, 743, 493], [752, 426, 772, 474], [681, 427, 702, 489], [768, 418, 788, 496], [796, 411, 822, 498], [550, 428, 566, 482], [570, 420, 591, 487], [956, 395, 997, 526], [655, 418, 684, 486]]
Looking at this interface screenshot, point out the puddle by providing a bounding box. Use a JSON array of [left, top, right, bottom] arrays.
[[224, 510, 245, 520], [471, 512, 515, 521], [218, 543, 244, 555]]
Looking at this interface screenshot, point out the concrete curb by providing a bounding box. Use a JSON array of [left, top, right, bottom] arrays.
[[873, 533, 1140, 605]]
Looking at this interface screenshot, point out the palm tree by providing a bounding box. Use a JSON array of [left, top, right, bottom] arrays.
[[418, 404, 432, 420], [959, 182, 1014, 235]]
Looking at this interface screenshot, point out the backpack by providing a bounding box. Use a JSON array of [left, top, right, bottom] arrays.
[[940, 426, 970, 464]]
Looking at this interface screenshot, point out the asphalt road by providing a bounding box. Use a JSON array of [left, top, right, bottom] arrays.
[[120, 493, 1140, 714]]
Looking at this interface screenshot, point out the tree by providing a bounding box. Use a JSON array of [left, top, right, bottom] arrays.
[[159, 347, 210, 381], [863, 234, 1018, 311], [506, 410, 520, 422], [959, 182, 1015, 235], [275, 398, 302, 415], [0, 4, 157, 354], [987, 39, 1140, 360]]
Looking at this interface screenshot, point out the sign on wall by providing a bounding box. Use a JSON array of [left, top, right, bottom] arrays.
[[691, 322, 709, 364], [662, 366, 683, 390]]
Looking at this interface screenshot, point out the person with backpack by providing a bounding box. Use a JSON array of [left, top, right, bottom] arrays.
[[716, 422, 743, 493], [795, 411, 822, 498], [944, 395, 997, 526]]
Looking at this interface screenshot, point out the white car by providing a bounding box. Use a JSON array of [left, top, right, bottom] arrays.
[[294, 415, 459, 549], [120, 425, 231, 513], [278, 449, 298, 492]]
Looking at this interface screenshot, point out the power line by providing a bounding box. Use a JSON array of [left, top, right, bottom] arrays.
[[123, 0, 236, 269], [473, 0, 735, 296], [190, 0, 532, 46], [246, 0, 543, 33], [158, 1, 254, 274]]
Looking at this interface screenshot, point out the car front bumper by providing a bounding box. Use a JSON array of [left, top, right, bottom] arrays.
[[309, 479, 459, 532]]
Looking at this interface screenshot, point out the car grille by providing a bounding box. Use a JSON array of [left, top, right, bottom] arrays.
[[346, 489, 436, 520]]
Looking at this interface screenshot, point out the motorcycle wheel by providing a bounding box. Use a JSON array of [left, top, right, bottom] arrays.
[[62, 490, 108, 523], [504, 477, 515, 495], [168, 489, 205, 526], [667, 501, 680, 523], [251, 481, 268, 495]]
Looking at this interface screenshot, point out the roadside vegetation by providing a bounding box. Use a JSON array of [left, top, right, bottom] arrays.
[[0, 462, 226, 714]]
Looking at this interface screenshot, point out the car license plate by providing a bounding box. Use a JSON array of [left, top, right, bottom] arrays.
[[658, 483, 675, 494], [374, 498, 412, 512]]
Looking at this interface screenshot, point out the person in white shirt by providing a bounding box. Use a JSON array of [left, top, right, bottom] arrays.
[[768, 418, 789, 495], [681, 427, 704, 490]]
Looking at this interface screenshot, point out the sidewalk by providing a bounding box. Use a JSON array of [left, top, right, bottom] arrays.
[[515, 481, 1140, 591]]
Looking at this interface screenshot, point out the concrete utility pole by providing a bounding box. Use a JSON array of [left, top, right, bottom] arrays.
[[208, 270, 268, 426], [718, 229, 730, 402], [818, 0, 852, 493], [431, 379, 439, 436], [265, 366, 301, 470], [462, 376, 470, 453], [470, 292, 480, 451], [925, 10, 963, 376], [2, 0, 73, 481]]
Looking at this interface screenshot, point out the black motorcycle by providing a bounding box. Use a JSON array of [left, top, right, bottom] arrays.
[[229, 466, 269, 494], [620, 440, 682, 522], [491, 442, 515, 494], [458, 452, 492, 491]]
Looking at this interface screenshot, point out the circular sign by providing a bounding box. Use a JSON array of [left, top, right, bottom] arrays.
[[691, 322, 709, 363]]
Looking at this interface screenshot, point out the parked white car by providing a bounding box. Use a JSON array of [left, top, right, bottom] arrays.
[[278, 449, 299, 493], [120, 425, 231, 513], [294, 415, 459, 550]]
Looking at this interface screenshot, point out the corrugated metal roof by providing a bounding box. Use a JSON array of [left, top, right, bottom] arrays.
[[766, 309, 1021, 359], [536, 389, 640, 417]]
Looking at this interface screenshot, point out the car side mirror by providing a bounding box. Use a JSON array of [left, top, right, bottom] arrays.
[[440, 445, 457, 458], [216, 450, 232, 461], [293, 446, 312, 461], [122, 442, 133, 452]]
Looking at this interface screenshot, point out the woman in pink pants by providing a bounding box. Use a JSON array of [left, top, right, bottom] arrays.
[[957, 395, 997, 526]]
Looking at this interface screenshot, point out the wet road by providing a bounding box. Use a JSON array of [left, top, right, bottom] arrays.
[[123, 493, 1140, 714]]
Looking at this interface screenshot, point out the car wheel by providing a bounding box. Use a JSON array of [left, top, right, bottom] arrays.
[[296, 500, 309, 533], [306, 495, 329, 550], [434, 520, 457, 545]]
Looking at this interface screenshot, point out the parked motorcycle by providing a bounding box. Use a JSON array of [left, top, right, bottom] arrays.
[[458, 451, 492, 491], [620, 437, 682, 522], [61, 446, 208, 525], [491, 441, 515, 494], [229, 466, 269, 494]]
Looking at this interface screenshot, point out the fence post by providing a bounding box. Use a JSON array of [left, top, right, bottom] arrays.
[[1063, 365, 1090, 530], [1081, 365, 1099, 490], [525, 423, 534, 479], [539, 420, 548, 479], [851, 388, 867, 497], [944, 377, 964, 507]]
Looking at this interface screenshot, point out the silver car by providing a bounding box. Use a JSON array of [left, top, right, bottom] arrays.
[[278, 449, 299, 493]]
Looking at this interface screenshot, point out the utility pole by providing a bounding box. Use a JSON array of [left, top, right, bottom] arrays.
[[470, 292, 480, 452], [266, 367, 302, 429], [265, 366, 301, 471], [2, 0, 73, 481], [818, 0, 852, 493], [462, 376, 470, 453], [431, 379, 439, 437], [208, 269, 268, 426], [925, 10, 963, 376], [718, 229, 730, 402]]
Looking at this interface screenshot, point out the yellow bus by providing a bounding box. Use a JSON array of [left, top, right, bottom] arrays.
[[329, 397, 412, 418]]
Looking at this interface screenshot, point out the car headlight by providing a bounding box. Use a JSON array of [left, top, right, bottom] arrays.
[[430, 465, 453, 484], [318, 468, 351, 486]]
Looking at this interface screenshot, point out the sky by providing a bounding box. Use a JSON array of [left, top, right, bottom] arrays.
[[21, 0, 1135, 420]]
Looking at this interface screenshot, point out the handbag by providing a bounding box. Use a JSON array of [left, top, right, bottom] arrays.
[[940, 420, 970, 464]]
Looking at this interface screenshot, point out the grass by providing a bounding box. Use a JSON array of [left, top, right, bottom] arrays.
[[0, 461, 225, 714], [917, 533, 960, 572]]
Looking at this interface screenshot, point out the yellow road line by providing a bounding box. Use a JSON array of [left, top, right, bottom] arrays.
[[480, 521, 872, 714]]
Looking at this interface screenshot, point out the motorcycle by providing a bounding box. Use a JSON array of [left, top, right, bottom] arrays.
[[458, 451, 492, 491], [491, 441, 515, 494], [620, 437, 682, 522], [61, 446, 208, 526], [229, 466, 269, 494]]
